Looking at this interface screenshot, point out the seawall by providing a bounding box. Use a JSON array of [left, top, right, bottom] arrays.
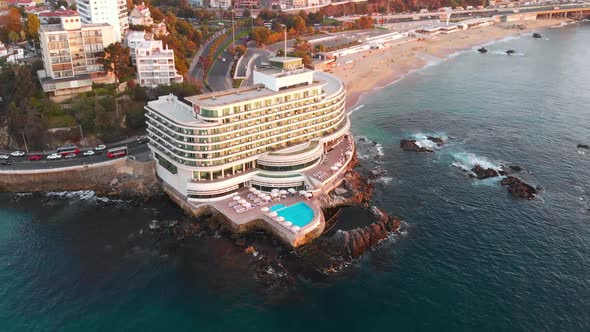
[[0, 158, 159, 198]]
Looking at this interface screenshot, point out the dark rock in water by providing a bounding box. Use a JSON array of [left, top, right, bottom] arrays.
[[509, 165, 523, 173], [577, 144, 589, 149], [533, 33, 542, 39], [427, 136, 445, 146], [477, 47, 488, 53], [506, 49, 516, 55], [319, 206, 401, 259], [400, 139, 433, 153], [501, 176, 537, 199], [471, 164, 500, 180]]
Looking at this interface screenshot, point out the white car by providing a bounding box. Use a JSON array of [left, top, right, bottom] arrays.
[[0, 154, 9, 160], [82, 150, 95, 156], [222, 57, 226, 62], [94, 144, 106, 151], [47, 153, 62, 160], [10, 151, 25, 157]]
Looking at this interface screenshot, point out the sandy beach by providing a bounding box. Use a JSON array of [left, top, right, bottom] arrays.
[[331, 19, 568, 109]]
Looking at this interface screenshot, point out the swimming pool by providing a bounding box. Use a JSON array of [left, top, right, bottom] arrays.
[[270, 202, 315, 227]]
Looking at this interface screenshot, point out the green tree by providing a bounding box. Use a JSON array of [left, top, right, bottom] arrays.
[[8, 31, 19, 44], [101, 42, 134, 83], [25, 13, 40, 41]]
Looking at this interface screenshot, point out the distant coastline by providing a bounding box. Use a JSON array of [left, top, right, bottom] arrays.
[[332, 18, 571, 109]]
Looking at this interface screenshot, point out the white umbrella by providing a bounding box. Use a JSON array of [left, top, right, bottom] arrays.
[[276, 216, 285, 222], [330, 166, 338, 171], [249, 187, 257, 192], [260, 206, 269, 212], [292, 226, 301, 231], [279, 190, 288, 195], [299, 190, 307, 196], [271, 189, 279, 193], [239, 199, 247, 204], [244, 202, 252, 208], [305, 192, 313, 198], [269, 211, 278, 217], [270, 192, 279, 197], [284, 221, 292, 227], [257, 192, 266, 198], [287, 188, 296, 194], [335, 162, 343, 167], [233, 196, 241, 201], [264, 195, 271, 201]]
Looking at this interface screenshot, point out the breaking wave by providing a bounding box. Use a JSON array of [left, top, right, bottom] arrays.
[[410, 132, 448, 150], [450, 152, 502, 173], [44, 190, 126, 203]]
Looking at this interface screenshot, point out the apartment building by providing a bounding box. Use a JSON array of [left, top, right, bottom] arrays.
[[37, 13, 115, 96], [76, 0, 128, 42], [144, 57, 349, 202], [135, 39, 183, 87]]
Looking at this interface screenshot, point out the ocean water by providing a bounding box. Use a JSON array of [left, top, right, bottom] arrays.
[[2, 24, 590, 331]]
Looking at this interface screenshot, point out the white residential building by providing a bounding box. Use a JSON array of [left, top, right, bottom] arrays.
[[76, 0, 128, 42], [129, 2, 153, 26], [135, 40, 183, 87], [125, 30, 151, 65], [37, 13, 115, 96], [208, 0, 231, 8], [145, 57, 349, 202]]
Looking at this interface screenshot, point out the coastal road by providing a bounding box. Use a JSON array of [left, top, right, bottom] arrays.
[[0, 141, 151, 171]]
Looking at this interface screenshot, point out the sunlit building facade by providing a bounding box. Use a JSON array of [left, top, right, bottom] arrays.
[[145, 57, 349, 202]]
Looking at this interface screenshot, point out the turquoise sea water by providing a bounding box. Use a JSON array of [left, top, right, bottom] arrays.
[[1, 23, 590, 331]]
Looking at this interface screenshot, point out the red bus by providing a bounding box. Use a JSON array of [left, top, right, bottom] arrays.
[[107, 146, 128, 159], [56, 145, 80, 156]]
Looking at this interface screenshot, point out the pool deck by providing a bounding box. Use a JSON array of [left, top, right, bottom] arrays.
[[163, 134, 355, 247]]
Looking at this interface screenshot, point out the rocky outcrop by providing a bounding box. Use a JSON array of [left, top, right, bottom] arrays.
[[318, 206, 401, 259], [400, 139, 433, 152], [471, 164, 502, 180], [533, 33, 542, 39], [318, 169, 373, 209], [501, 176, 537, 199], [506, 49, 516, 55], [427, 136, 445, 146], [478, 47, 488, 53], [578, 144, 589, 149]]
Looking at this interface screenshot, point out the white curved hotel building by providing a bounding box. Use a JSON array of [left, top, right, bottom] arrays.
[[145, 57, 350, 202]]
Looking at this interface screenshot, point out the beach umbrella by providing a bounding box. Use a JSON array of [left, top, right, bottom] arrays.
[[260, 207, 269, 212], [239, 199, 247, 204], [264, 195, 271, 201], [279, 190, 288, 195], [292, 226, 301, 231], [305, 192, 313, 198], [270, 192, 279, 197], [277, 216, 285, 222], [335, 162, 343, 167], [233, 196, 241, 201], [299, 190, 307, 196], [330, 166, 338, 171], [284, 221, 293, 227], [269, 211, 278, 217], [257, 192, 266, 198], [271, 188, 279, 193], [287, 188, 296, 194], [249, 187, 256, 192], [244, 202, 252, 208]]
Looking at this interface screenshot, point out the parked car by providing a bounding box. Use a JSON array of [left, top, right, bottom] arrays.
[[94, 144, 106, 151], [47, 153, 62, 160], [64, 153, 76, 159], [222, 57, 226, 62], [136, 136, 149, 144], [28, 155, 43, 161], [10, 151, 25, 157], [1, 161, 12, 166], [82, 150, 95, 156], [0, 154, 9, 160]]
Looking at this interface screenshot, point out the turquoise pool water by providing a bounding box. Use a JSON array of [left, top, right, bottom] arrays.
[[270, 204, 285, 212], [270, 202, 315, 227]]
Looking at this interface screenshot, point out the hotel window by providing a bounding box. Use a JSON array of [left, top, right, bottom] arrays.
[[232, 106, 240, 114]]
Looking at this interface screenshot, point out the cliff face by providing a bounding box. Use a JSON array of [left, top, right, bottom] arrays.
[[0, 159, 160, 199]]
